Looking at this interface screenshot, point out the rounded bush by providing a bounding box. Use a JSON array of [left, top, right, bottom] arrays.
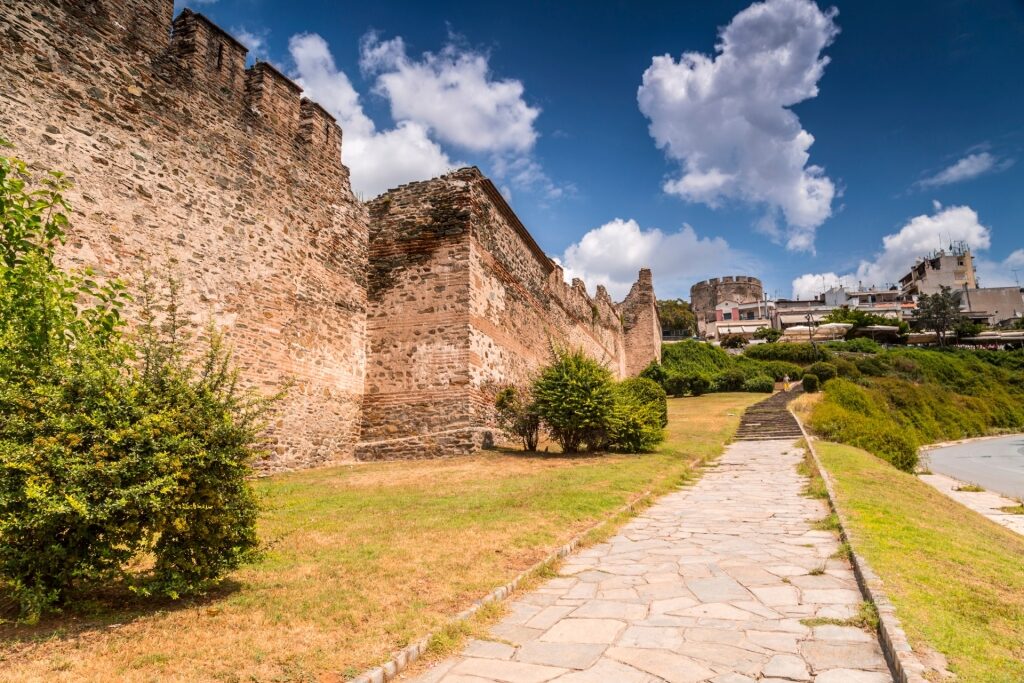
[[532, 349, 615, 453], [808, 361, 838, 383], [665, 372, 710, 397], [617, 377, 668, 428], [712, 368, 746, 392], [742, 375, 774, 393], [802, 374, 820, 392]]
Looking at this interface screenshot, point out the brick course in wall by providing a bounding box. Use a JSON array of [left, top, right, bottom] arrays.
[[1, 0, 662, 468]]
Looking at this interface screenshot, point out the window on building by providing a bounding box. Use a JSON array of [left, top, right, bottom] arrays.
[[723, 312, 732, 321]]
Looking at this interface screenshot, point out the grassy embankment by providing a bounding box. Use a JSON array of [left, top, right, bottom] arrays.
[[791, 345, 1024, 471], [0, 392, 761, 682], [814, 441, 1024, 683]]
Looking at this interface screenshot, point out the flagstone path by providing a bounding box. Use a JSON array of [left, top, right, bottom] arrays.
[[411, 439, 893, 683]]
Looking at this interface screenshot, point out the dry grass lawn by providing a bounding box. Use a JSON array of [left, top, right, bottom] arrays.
[[0, 392, 761, 682]]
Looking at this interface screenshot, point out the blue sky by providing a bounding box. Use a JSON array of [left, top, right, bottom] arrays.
[[179, 0, 1024, 301]]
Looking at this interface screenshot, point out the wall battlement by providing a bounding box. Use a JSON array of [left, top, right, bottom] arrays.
[[1, 0, 366, 471]]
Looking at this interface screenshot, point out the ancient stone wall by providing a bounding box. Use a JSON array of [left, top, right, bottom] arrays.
[[1, 1, 662, 467], [358, 173, 476, 460], [360, 169, 657, 460], [0, 1, 368, 471], [619, 269, 662, 376]]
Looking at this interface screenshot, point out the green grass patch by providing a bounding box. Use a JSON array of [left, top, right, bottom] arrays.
[[802, 601, 879, 630], [954, 483, 986, 493], [817, 441, 1024, 683]]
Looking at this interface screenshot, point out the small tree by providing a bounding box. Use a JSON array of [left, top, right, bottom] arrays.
[[720, 333, 748, 349], [753, 327, 782, 343], [494, 385, 540, 451], [915, 286, 962, 347], [532, 348, 614, 454], [657, 298, 696, 337]]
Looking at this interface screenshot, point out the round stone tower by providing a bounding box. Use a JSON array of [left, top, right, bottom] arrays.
[[689, 275, 764, 314]]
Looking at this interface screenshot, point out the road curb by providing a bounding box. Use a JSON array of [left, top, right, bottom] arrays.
[[790, 408, 931, 683]]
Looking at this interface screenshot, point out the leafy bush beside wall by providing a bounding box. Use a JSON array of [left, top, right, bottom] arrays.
[[0, 148, 271, 621]]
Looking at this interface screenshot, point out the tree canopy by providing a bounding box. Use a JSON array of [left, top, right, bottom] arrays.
[[657, 299, 696, 336]]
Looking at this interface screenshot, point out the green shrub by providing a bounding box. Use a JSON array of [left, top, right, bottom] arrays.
[[801, 374, 820, 392], [638, 360, 669, 388], [827, 356, 856, 378], [807, 349, 1024, 473], [616, 376, 668, 428], [742, 375, 774, 393], [665, 372, 710, 397], [761, 360, 805, 381], [0, 150, 267, 621], [607, 381, 665, 452], [744, 342, 830, 364], [532, 348, 615, 453], [661, 339, 732, 376], [753, 327, 782, 342], [494, 385, 540, 451], [711, 368, 746, 392], [856, 355, 890, 376], [824, 338, 882, 354], [808, 361, 838, 383]]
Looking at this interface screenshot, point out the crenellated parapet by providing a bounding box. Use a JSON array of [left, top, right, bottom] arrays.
[[691, 275, 764, 313]]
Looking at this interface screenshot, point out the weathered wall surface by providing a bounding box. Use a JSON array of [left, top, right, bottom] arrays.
[[358, 174, 476, 460], [619, 269, 662, 376], [0, 1, 368, 471], [360, 169, 658, 459], [465, 170, 628, 429]]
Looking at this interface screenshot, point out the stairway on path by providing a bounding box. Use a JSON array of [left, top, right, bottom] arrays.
[[733, 389, 804, 441]]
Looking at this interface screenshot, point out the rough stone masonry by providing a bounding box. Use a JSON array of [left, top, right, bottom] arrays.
[[0, 0, 662, 470]]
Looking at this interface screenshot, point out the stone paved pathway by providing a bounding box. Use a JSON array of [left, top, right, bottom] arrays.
[[411, 440, 893, 683]]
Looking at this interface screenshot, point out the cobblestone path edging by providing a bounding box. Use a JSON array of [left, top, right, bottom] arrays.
[[791, 412, 931, 683], [349, 492, 655, 683]]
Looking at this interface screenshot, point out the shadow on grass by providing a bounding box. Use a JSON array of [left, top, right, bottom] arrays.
[[0, 578, 243, 646]]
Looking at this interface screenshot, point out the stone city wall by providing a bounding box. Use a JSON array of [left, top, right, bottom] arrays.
[[1, 0, 661, 468], [360, 169, 658, 460], [619, 269, 662, 376], [0, 1, 369, 471]]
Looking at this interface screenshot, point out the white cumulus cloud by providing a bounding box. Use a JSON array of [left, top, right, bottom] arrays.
[[914, 151, 1014, 189], [289, 33, 457, 198], [559, 219, 752, 300], [791, 204, 998, 298], [231, 26, 270, 62], [360, 33, 540, 154], [637, 0, 839, 252]]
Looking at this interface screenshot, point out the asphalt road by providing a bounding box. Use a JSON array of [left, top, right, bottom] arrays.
[[926, 435, 1024, 500]]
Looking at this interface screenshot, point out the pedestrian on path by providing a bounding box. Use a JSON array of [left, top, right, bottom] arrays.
[[783, 374, 791, 391]]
